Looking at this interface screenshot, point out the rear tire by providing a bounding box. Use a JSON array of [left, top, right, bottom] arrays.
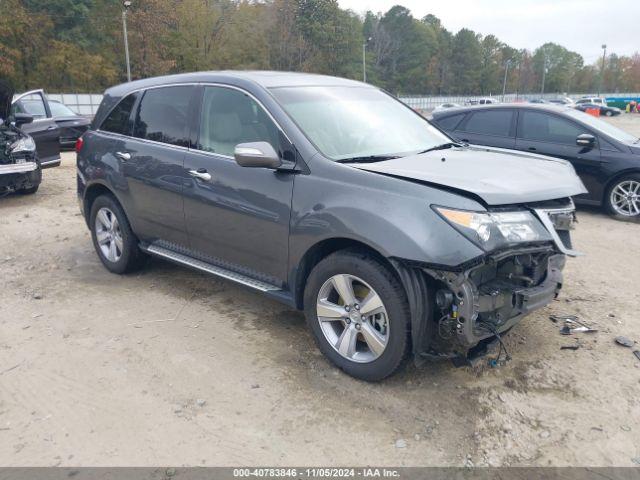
[[303, 250, 411, 381], [605, 110, 613, 117], [89, 194, 146, 274]]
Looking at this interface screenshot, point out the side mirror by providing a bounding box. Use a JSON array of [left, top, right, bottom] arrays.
[[576, 133, 595, 148], [234, 141, 282, 169], [13, 113, 34, 126]]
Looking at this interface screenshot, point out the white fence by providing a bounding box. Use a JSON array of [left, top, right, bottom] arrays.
[[49, 91, 640, 116], [48, 93, 104, 116]]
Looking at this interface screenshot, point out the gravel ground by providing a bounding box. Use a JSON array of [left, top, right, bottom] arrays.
[[1, 115, 639, 467]]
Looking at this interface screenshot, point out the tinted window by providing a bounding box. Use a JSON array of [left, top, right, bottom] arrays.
[[518, 111, 585, 144], [101, 92, 139, 135], [436, 113, 465, 131], [463, 110, 513, 136], [17, 99, 47, 118], [198, 86, 281, 157], [133, 86, 193, 147]]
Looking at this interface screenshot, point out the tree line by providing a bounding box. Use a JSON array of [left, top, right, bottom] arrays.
[[2, 0, 639, 95]]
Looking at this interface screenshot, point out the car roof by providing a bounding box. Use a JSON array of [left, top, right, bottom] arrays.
[[432, 102, 572, 117], [104, 70, 368, 98]]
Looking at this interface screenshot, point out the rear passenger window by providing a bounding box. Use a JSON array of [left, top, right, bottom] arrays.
[[198, 86, 281, 157], [518, 111, 585, 144], [436, 114, 465, 131], [133, 86, 193, 147], [101, 92, 139, 135], [462, 110, 513, 136]]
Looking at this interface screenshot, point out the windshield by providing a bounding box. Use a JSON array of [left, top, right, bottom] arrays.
[[565, 109, 638, 143], [49, 101, 77, 116], [270, 86, 450, 160]]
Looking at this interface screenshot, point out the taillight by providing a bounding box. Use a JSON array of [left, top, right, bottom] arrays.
[[75, 136, 84, 153]]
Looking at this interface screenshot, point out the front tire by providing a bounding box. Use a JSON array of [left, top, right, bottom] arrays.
[[605, 110, 613, 117], [89, 194, 146, 273], [605, 175, 640, 219], [303, 250, 411, 381]]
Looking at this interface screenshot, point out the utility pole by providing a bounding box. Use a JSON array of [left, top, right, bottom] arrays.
[[122, 1, 132, 82], [362, 37, 371, 83], [599, 44, 607, 96], [540, 52, 547, 95], [501, 59, 511, 102]]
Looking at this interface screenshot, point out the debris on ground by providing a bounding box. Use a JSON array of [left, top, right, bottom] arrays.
[[561, 345, 580, 351], [615, 336, 634, 348], [395, 438, 407, 449], [633, 351, 640, 362]]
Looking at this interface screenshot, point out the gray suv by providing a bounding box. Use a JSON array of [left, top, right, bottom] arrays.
[[77, 71, 585, 381]]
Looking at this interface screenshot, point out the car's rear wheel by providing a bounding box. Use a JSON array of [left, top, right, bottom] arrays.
[[89, 194, 146, 273], [605, 174, 640, 218], [303, 250, 411, 381], [605, 110, 613, 117]]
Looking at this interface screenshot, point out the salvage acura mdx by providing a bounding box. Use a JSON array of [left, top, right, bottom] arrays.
[[77, 72, 586, 381], [1, 82, 41, 195]]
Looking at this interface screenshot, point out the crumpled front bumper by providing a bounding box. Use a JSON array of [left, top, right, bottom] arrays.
[[0, 162, 38, 175], [425, 251, 564, 351]]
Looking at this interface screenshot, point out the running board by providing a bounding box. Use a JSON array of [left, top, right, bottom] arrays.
[[145, 244, 282, 292]]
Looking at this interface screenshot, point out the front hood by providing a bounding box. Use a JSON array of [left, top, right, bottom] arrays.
[[0, 80, 13, 122], [351, 145, 587, 205]]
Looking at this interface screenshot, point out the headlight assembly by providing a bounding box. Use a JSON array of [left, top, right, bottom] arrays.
[[434, 206, 552, 251], [10, 136, 36, 153]]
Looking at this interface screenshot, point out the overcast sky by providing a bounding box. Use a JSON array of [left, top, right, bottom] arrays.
[[338, 0, 638, 63]]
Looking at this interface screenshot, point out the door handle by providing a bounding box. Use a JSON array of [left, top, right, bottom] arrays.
[[47, 125, 57, 130], [115, 151, 131, 161], [528, 147, 537, 152], [189, 169, 212, 182]]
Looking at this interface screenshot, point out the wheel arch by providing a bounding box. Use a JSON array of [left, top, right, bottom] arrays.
[[83, 181, 125, 227], [293, 237, 402, 310]]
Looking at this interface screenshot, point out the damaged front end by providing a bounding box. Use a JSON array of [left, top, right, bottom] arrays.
[[396, 199, 579, 367]]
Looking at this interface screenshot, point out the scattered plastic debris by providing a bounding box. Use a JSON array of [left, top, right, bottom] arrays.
[[615, 336, 634, 348], [560, 345, 580, 350]]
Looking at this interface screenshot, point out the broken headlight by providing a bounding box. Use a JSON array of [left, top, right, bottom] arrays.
[[434, 206, 552, 252], [10, 136, 36, 154]]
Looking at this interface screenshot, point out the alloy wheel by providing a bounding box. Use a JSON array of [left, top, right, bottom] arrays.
[[94, 207, 123, 262], [316, 274, 389, 363], [610, 180, 640, 217]]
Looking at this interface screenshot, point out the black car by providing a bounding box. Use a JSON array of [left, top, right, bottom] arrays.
[[47, 100, 91, 148], [77, 72, 584, 380], [432, 104, 640, 218], [10, 89, 61, 167], [0, 83, 42, 195], [574, 102, 622, 117]]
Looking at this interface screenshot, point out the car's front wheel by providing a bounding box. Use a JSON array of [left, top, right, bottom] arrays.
[[605, 174, 640, 218], [303, 250, 411, 381], [605, 110, 613, 117], [89, 194, 146, 273]]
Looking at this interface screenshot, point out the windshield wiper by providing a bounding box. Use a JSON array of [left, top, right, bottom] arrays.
[[416, 142, 465, 154], [336, 154, 401, 164]]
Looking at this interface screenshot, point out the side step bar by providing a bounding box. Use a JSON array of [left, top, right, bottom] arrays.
[[145, 244, 282, 292]]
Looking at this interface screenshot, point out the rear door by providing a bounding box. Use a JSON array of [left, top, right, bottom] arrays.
[[12, 91, 60, 165], [515, 109, 602, 200], [182, 85, 296, 286], [114, 85, 195, 246], [454, 108, 516, 148]]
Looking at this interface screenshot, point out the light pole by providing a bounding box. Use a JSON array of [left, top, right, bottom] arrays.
[[501, 59, 511, 102], [362, 37, 371, 83], [122, 0, 132, 82], [540, 52, 547, 95], [599, 44, 607, 96]]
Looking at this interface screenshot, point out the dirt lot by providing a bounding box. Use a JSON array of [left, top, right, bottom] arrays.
[[1, 115, 640, 467]]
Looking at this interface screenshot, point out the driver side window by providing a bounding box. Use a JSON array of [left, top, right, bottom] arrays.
[[198, 87, 281, 158]]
